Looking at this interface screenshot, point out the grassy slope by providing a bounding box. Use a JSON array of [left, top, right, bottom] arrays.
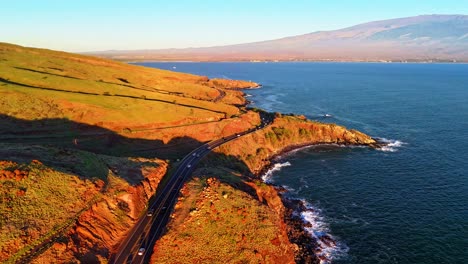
[[0, 42, 242, 128], [0, 158, 100, 262], [0, 143, 166, 263], [0, 42, 260, 159]]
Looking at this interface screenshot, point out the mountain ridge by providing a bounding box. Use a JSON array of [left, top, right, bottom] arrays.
[[89, 14, 468, 62]]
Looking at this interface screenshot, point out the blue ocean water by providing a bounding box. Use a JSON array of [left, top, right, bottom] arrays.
[[138, 62, 468, 264]]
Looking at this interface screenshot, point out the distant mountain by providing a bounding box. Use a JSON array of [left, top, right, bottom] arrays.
[[92, 15, 468, 62]]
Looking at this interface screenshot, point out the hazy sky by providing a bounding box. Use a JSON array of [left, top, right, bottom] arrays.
[[1, 0, 467, 52]]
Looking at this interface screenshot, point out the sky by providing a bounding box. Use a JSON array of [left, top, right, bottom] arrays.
[[1, 0, 467, 52]]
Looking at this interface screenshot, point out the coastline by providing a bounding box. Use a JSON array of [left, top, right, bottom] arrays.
[[125, 60, 468, 64], [258, 141, 381, 175], [253, 141, 380, 263], [236, 81, 384, 263]]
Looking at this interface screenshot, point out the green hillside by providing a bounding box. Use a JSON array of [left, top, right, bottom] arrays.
[[0, 42, 241, 127]]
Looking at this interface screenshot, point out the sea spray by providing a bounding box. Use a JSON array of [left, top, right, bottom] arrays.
[[260, 162, 348, 263], [375, 137, 406, 152], [261, 162, 291, 183], [259, 138, 402, 263], [300, 201, 349, 264]]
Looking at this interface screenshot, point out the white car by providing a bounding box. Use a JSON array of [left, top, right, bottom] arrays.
[[187, 164, 192, 168], [138, 248, 145, 256]]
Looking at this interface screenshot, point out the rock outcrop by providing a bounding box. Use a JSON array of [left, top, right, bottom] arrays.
[[216, 114, 376, 174], [30, 158, 167, 263]]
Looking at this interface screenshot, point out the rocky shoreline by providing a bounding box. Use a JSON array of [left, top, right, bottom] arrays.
[[254, 141, 382, 263], [235, 79, 385, 263]]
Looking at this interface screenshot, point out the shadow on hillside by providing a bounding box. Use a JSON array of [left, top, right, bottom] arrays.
[[0, 113, 268, 263], [0, 113, 258, 192], [13, 66, 83, 80], [0, 114, 203, 158], [12, 66, 183, 96], [0, 77, 227, 116]]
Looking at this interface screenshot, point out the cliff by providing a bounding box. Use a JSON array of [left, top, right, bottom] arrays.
[[214, 114, 376, 174], [150, 114, 377, 263], [0, 144, 167, 263], [32, 156, 167, 263]]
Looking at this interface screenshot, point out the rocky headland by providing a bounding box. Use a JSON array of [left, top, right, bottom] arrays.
[[150, 113, 378, 263]]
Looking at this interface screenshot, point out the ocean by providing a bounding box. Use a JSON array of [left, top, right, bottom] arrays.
[[138, 62, 468, 264]]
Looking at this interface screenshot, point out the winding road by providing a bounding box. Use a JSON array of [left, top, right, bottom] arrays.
[[111, 115, 273, 264]]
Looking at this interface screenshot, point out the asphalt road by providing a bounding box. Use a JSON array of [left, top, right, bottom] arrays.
[[111, 116, 273, 264]]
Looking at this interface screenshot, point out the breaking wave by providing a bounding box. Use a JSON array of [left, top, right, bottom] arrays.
[[300, 201, 349, 264], [376, 137, 406, 152], [260, 161, 348, 263], [261, 162, 291, 183]]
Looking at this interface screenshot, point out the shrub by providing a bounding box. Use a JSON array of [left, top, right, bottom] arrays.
[[117, 201, 130, 213], [298, 128, 310, 137], [272, 126, 291, 140]]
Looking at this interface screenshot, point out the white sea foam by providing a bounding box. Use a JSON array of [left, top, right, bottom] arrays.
[[300, 201, 349, 264], [276, 145, 315, 158], [261, 162, 291, 183], [376, 137, 406, 152], [260, 161, 347, 263]]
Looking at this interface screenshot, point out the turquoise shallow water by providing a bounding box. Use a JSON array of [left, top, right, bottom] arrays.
[[138, 62, 468, 264]]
